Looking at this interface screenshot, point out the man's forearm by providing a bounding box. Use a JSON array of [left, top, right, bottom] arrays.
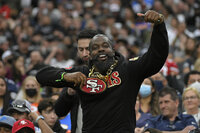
[[37, 119, 54, 133]]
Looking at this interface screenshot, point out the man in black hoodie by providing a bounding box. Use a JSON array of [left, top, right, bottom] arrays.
[[36, 10, 169, 133]]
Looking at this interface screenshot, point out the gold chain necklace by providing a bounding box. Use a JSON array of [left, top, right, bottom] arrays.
[[88, 60, 118, 82]]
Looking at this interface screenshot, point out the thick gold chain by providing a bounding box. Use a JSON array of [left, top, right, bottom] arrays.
[[88, 60, 118, 82]]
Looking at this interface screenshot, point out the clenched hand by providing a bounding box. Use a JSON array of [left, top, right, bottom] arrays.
[[64, 72, 87, 88], [137, 10, 164, 25]]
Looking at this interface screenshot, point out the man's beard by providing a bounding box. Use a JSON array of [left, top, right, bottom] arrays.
[[92, 53, 115, 75]]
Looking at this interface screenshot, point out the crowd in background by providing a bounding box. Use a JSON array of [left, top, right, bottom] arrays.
[[0, 0, 200, 132]]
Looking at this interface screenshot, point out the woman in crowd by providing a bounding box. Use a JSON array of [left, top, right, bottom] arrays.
[[135, 96, 151, 133], [182, 87, 200, 126], [7, 53, 26, 88], [0, 76, 13, 115], [139, 77, 160, 116], [16, 76, 42, 112]]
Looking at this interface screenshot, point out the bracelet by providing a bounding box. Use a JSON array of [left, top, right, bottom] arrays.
[[55, 72, 67, 82], [36, 115, 44, 123]]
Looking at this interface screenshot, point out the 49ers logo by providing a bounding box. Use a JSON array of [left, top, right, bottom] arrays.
[[81, 78, 107, 94]]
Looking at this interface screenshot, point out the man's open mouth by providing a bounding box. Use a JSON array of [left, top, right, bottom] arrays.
[[98, 54, 107, 61]]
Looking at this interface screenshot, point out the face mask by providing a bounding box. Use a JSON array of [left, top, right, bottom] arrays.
[[189, 81, 200, 92], [154, 80, 164, 91], [25, 88, 37, 97], [139, 84, 152, 98]]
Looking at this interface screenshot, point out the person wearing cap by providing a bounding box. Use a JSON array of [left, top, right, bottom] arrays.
[[7, 99, 54, 133], [7, 99, 32, 121], [12, 119, 35, 133], [0, 115, 16, 133], [13, 34, 32, 67], [184, 70, 200, 93]]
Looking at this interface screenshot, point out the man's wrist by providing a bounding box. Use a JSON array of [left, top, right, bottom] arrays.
[[36, 115, 44, 123], [55, 72, 67, 82]]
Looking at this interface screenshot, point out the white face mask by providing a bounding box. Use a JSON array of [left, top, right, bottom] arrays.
[[189, 81, 200, 93]]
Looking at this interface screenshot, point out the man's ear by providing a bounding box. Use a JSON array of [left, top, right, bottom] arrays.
[[175, 99, 179, 108]]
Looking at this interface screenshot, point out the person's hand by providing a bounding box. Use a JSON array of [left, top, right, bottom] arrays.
[[137, 10, 164, 24], [64, 72, 87, 88], [135, 127, 144, 133], [67, 87, 76, 95], [28, 112, 39, 122], [51, 46, 58, 55], [181, 125, 196, 133]]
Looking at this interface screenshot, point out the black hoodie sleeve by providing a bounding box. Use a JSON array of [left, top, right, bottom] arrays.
[[36, 66, 81, 88], [54, 88, 78, 117], [128, 22, 169, 80]]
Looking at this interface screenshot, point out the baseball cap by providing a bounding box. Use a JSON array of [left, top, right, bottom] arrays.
[[12, 119, 35, 133], [7, 99, 31, 114], [0, 115, 16, 129]]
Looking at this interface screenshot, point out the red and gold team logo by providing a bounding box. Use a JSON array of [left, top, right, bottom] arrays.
[[81, 78, 107, 94]]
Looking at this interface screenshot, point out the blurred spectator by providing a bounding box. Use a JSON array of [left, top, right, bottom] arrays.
[[0, 1, 11, 19], [114, 39, 130, 59], [5, 53, 26, 88], [13, 34, 32, 67], [0, 76, 14, 115], [38, 98, 67, 133], [26, 50, 47, 76], [34, 15, 54, 37], [194, 42, 200, 71], [0, 59, 18, 93], [0, 36, 9, 57], [182, 87, 200, 126], [184, 70, 200, 93], [62, 36, 77, 60], [138, 77, 160, 116], [16, 76, 42, 112], [163, 57, 184, 94], [135, 96, 151, 133], [151, 72, 168, 91], [144, 87, 198, 132], [45, 44, 75, 68], [7, 99, 31, 121], [0, 115, 16, 133], [171, 22, 187, 64], [1, 50, 12, 68], [46, 1, 61, 24], [12, 119, 35, 133]]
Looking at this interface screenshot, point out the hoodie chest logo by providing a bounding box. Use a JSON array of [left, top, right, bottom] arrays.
[[81, 71, 121, 94], [81, 78, 107, 94]]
